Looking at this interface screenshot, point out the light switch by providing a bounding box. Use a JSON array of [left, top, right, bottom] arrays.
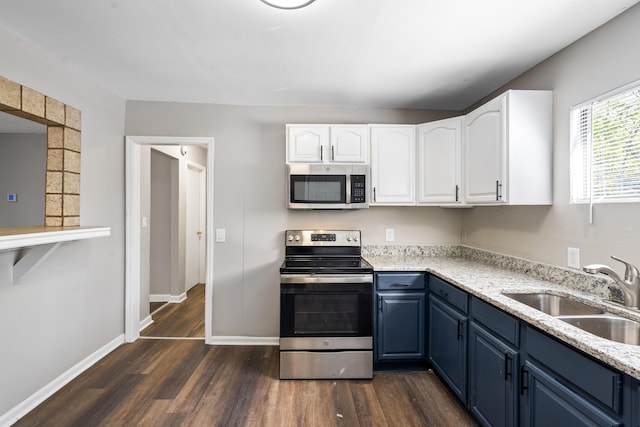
[[216, 228, 226, 243], [141, 217, 148, 229], [567, 247, 581, 269]]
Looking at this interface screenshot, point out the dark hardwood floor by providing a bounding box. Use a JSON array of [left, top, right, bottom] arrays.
[[15, 283, 474, 426], [142, 284, 205, 338], [14, 341, 474, 426]]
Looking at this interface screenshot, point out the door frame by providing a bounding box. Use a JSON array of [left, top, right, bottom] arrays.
[[125, 136, 215, 344]]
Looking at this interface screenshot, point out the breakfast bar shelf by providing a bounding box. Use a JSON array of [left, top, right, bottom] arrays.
[[0, 226, 111, 285]]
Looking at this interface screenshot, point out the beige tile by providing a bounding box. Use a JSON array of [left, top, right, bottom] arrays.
[[63, 216, 80, 226], [0, 76, 21, 110], [46, 171, 63, 193], [45, 96, 66, 124], [45, 216, 63, 226], [64, 172, 80, 194], [45, 194, 62, 216], [65, 105, 81, 130], [64, 149, 81, 173], [64, 128, 81, 151], [47, 149, 63, 171], [21, 86, 45, 118], [63, 194, 80, 217], [48, 127, 64, 148]]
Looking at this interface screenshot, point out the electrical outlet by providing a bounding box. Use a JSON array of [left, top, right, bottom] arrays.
[[385, 228, 395, 242], [567, 247, 581, 269]]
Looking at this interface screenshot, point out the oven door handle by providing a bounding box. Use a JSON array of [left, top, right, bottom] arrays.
[[280, 274, 373, 284]]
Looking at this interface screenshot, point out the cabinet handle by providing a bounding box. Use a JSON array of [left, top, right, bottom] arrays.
[[455, 185, 459, 202], [456, 320, 463, 340], [320, 146, 323, 161], [504, 353, 512, 381], [373, 187, 377, 202], [391, 283, 411, 287], [331, 145, 335, 161], [438, 289, 449, 298], [520, 365, 529, 395], [378, 297, 383, 313], [496, 180, 502, 201]]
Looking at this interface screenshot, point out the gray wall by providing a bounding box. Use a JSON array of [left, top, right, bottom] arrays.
[[461, 3, 640, 270], [0, 133, 46, 226], [0, 25, 126, 416], [150, 148, 176, 297], [125, 104, 463, 337]]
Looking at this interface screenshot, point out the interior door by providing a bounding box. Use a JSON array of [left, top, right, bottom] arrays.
[[186, 163, 206, 291]]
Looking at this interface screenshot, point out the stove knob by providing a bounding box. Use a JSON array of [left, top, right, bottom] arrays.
[[346, 236, 352, 242], [294, 235, 301, 241], [287, 235, 294, 242], [353, 235, 359, 242]]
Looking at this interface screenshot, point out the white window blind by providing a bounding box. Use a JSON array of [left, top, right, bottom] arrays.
[[570, 82, 640, 208]]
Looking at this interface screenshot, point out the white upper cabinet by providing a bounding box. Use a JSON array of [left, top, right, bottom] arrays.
[[417, 117, 463, 205], [286, 124, 368, 163], [463, 90, 553, 205], [329, 125, 369, 163], [370, 125, 416, 205]]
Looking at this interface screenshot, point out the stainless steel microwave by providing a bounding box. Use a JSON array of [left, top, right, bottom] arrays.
[[286, 164, 369, 209]]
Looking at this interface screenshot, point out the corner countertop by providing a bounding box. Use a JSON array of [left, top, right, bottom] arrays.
[[365, 250, 640, 381]]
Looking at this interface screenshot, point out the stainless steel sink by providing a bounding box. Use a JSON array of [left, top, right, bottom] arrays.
[[560, 315, 640, 346], [503, 292, 605, 316]]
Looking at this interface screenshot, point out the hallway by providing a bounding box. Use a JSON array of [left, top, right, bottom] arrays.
[[142, 284, 205, 339]]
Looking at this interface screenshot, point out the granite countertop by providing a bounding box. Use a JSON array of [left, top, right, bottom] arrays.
[[364, 246, 640, 381]]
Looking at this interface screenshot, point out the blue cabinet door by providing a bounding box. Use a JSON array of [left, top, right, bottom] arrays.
[[428, 295, 467, 403], [520, 360, 621, 427], [376, 292, 426, 361], [469, 321, 518, 427]]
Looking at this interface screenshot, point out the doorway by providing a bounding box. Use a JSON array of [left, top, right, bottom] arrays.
[[125, 136, 214, 344]]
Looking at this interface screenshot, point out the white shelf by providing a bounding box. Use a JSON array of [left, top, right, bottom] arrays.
[[0, 226, 111, 285], [0, 226, 111, 251]]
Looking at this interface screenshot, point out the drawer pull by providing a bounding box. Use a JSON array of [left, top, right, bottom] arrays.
[[438, 289, 449, 298], [391, 283, 411, 287]]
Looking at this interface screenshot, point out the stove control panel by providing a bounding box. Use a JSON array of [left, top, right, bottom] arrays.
[[285, 230, 361, 246]]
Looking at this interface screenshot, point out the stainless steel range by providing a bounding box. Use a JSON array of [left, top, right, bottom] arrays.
[[279, 229, 374, 379]]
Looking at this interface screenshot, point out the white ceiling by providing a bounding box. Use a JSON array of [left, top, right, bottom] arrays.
[[0, 0, 638, 111]]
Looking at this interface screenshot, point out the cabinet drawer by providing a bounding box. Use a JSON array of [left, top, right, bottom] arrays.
[[471, 297, 519, 346], [376, 273, 425, 291], [429, 275, 468, 313], [524, 326, 623, 414]]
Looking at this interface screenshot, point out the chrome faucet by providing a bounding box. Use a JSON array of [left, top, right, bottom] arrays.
[[583, 256, 640, 309]]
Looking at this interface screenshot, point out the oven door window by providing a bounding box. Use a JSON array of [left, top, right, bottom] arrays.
[[280, 283, 372, 338], [294, 293, 359, 334], [290, 175, 346, 204]]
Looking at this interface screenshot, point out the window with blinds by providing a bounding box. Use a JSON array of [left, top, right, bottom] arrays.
[[570, 81, 640, 204]]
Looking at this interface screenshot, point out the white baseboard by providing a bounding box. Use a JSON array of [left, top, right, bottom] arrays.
[[0, 334, 125, 427], [139, 315, 154, 332], [208, 336, 279, 346], [149, 292, 187, 303]]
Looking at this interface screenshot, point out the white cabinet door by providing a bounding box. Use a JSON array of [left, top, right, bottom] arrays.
[[464, 95, 505, 204], [370, 125, 416, 205], [286, 125, 329, 163], [463, 90, 552, 205], [330, 125, 369, 163], [417, 117, 463, 205]]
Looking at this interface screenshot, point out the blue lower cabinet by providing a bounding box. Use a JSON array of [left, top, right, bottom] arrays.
[[428, 295, 468, 403], [376, 293, 426, 361], [469, 322, 518, 427], [374, 272, 426, 365], [520, 360, 621, 426]]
